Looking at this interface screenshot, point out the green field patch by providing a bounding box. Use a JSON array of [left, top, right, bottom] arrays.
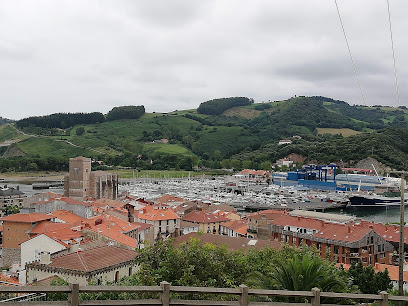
[[0, 125, 28, 142], [317, 128, 361, 137], [17, 137, 97, 157], [144, 143, 195, 156], [381, 115, 395, 124], [223, 107, 261, 119]]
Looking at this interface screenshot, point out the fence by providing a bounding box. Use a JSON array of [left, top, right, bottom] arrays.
[[0, 282, 408, 305]]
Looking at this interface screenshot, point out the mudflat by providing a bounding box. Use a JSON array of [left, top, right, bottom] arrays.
[[0, 172, 66, 182]]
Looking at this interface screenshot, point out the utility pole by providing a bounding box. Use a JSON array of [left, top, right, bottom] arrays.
[[399, 173, 405, 300]]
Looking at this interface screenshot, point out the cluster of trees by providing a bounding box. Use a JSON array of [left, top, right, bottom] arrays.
[[14, 105, 147, 133], [16, 112, 105, 129], [197, 97, 254, 115], [0, 117, 13, 125], [106, 105, 145, 121], [0, 156, 69, 172]]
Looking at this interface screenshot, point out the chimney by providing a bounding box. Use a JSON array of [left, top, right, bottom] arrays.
[[70, 244, 79, 253], [40, 252, 51, 265], [347, 226, 351, 233]]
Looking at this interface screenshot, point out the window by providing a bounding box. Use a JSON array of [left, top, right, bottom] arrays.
[[74, 168, 79, 175]]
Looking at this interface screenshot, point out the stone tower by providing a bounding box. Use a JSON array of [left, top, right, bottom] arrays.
[[64, 156, 91, 200], [64, 156, 118, 201]]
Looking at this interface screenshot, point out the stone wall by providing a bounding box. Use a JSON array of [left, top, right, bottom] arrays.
[[33, 200, 93, 219], [2, 248, 21, 267]]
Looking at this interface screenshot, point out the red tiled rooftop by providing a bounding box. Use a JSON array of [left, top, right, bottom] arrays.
[[183, 210, 229, 224], [313, 223, 371, 243], [0, 274, 21, 286], [222, 219, 248, 231], [374, 263, 408, 282], [30, 221, 83, 241], [246, 209, 286, 220], [138, 207, 178, 221], [87, 214, 139, 233], [360, 220, 408, 244], [50, 210, 87, 225], [269, 215, 327, 231], [40, 246, 137, 272], [91, 198, 125, 209], [0, 213, 52, 223]]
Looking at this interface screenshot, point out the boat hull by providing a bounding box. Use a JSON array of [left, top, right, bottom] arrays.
[[349, 195, 405, 207]]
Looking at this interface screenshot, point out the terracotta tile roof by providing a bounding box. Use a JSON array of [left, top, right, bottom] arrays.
[[131, 222, 152, 231], [374, 263, 408, 282], [360, 221, 408, 244], [240, 169, 270, 176], [42, 246, 137, 272], [138, 207, 179, 221], [0, 213, 52, 223], [175, 233, 281, 252], [235, 225, 248, 235], [222, 220, 248, 231], [21, 234, 70, 248], [183, 210, 230, 224], [0, 273, 21, 286], [85, 214, 139, 248], [30, 221, 83, 241], [91, 198, 125, 209], [27, 275, 62, 286], [87, 214, 139, 233], [50, 210, 86, 225], [86, 227, 137, 248], [213, 211, 239, 219], [313, 223, 371, 243], [246, 209, 287, 220], [269, 215, 327, 231]]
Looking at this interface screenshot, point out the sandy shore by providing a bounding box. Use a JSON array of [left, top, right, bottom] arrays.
[[0, 172, 66, 182]]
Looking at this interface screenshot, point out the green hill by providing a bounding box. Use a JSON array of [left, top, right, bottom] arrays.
[[2, 96, 408, 172]]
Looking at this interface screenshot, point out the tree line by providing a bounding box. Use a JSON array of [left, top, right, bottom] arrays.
[[15, 105, 145, 130], [197, 97, 254, 115]]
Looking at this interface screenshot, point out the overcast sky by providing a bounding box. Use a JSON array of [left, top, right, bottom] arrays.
[[1, 1, 407, 120]]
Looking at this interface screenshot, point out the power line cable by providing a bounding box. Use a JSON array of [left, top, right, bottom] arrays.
[[386, 0, 402, 107], [334, 0, 367, 106]]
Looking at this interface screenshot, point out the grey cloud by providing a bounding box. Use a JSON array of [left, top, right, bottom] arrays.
[[0, 0, 407, 119]]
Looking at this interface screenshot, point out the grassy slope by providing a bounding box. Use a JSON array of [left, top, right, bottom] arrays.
[[144, 143, 197, 156], [0, 124, 28, 142], [16, 137, 97, 157], [317, 128, 361, 137]]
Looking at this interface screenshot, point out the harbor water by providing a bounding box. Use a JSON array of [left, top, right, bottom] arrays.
[[2, 181, 407, 225]]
